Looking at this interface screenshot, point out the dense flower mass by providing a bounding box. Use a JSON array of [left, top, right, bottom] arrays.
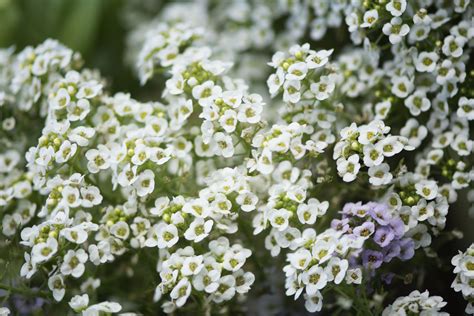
[[452, 243, 474, 314], [382, 290, 448, 315], [0, 0, 473, 315]]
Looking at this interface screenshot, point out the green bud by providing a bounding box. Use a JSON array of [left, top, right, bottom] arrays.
[[406, 196, 415, 206]]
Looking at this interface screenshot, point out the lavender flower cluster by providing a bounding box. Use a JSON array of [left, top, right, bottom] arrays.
[[334, 202, 415, 271]]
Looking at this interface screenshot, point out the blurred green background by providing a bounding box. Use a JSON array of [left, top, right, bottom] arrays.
[[0, 0, 149, 94]]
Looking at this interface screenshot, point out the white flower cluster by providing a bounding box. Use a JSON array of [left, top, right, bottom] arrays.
[[0, 150, 34, 236], [0, 34, 261, 314], [136, 22, 204, 84], [10, 39, 81, 113], [452, 243, 474, 314], [68, 294, 122, 316], [249, 122, 327, 175], [153, 238, 254, 312], [334, 120, 413, 184], [382, 290, 448, 316], [386, 172, 449, 249], [267, 43, 336, 104], [250, 161, 329, 257], [284, 228, 360, 313]]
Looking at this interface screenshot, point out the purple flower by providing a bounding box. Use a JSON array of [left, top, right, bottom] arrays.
[[362, 250, 384, 269], [369, 203, 391, 225], [353, 221, 375, 238], [353, 203, 371, 218], [342, 202, 359, 216], [389, 218, 405, 239], [331, 218, 350, 233], [12, 294, 46, 315], [398, 238, 415, 261], [381, 272, 395, 285], [383, 241, 401, 262], [374, 226, 395, 248]]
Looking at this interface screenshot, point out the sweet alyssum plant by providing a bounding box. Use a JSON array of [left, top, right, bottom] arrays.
[[0, 0, 473, 315]]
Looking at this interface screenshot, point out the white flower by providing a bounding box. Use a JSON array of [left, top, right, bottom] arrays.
[[80, 277, 101, 292], [302, 265, 328, 294], [170, 278, 191, 307], [286, 62, 308, 81], [415, 180, 438, 200], [457, 97, 474, 120], [212, 275, 236, 303], [181, 255, 204, 276], [193, 269, 220, 293], [48, 274, 66, 301], [267, 68, 284, 95], [413, 9, 431, 24], [55, 140, 77, 163], [283, 80, 301, 103], [310, 75, 335, 101], [297, 204, 319, 225], [268, 208, 291, 231], [451, 134, 472, 156], [61, 226, 88, 244], [20, 253, 37, 279], [304, 291, 323, 313], [337, 154, 360, 182], [88, 241, 112, 265], [413, 200, 435, 222], [415, 51, 439, 73], [361, 10, 378, 28], [219, 110, 237, 133], [238, 96, 263, 124], [184, 218, 213, 242], [382, 17, 410, 44], [61, 186, 81, 208], [31, 237, 58, 264], [236, 191, 258, 212], [391, 76, 414, 98], [213, 132, 234, 158], [234, 270, 255, 294], [85, 145, 110, 173], [67, 99, 90, 121], [134, 169, 155, 197], [69, 126, 95, 146], [386, 0, 407, 17], [400, 118, 427, 148], [325, 257, 348, 284], [289, 249, 312, 270], [376, 136, 404, 157], [156, 223, 179, 249], [69, 294, 89, 312], [363, 145, 384, 167], [131, 144, 150, 165], [306, 49, 333, 69], [2, 213, 21, 236], [80, 186, 102, 207], [442, 35, 466, 58], [345, 268, 362, 284], [83, 301, 122, 316], [110, 221, 130, 240], [61, 249, 88, 278], [192, 81, 222, 106], [368, 163, 393, 186], [183, 198, 211, 218]]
